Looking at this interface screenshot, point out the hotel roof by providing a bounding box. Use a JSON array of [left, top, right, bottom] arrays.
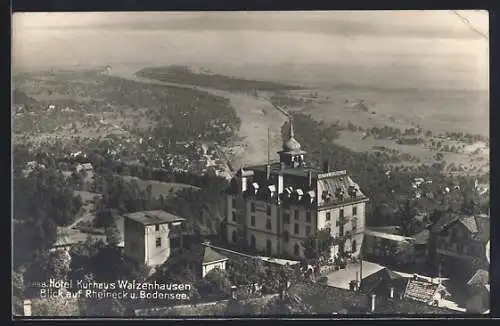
[[122, 210, 185, 226]]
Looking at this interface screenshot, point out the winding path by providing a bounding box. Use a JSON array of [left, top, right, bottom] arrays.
[[108, 66, 291, 168]]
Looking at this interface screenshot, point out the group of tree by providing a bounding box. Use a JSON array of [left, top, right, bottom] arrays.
[[285, 113, 489, 229]]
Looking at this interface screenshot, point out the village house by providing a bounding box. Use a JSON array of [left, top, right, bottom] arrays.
[[363, 229, 416, 266], [181, 242, 229, 279], [122, 210, 186, 268], [465, 269, 490, 314], [225, 120, 369, 260], [429, 213, 490, 280]]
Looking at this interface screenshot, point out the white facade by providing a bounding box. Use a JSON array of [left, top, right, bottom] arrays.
[[124, 219, 183, 267], [202, 260, 228, 278], [226, 194, 367, 260]]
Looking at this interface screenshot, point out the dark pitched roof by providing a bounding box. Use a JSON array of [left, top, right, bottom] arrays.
[[122, 210, 185, 226], [288, 283, 455, 314], [411, 229, 430, 245], [467, 269, 489, 287], [431, 213, 489, 243], [183, 244, 228, 265]]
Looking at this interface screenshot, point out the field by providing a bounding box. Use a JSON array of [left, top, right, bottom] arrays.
[[120, 175, 200, 198]]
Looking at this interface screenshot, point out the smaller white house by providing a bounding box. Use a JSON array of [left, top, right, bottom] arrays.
[[183, 242, 229, 279]]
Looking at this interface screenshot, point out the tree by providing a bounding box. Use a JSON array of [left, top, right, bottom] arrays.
[[105, 220, 122, 247], [31, 288, 80, 316], [48, 249, 72, 280], [204, 269, 233, 297], [301, 229, 335, 263], [12, 267, 26, 316], [397, 200, 422, 236]]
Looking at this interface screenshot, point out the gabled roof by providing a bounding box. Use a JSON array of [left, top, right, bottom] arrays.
[[203, 246, 229, 264], [467, 269, 489, 287], [122, 210, 185, 226], [431, 213, 490, 243], [459, 216, 478, 233], [184, 244, 228, 265]]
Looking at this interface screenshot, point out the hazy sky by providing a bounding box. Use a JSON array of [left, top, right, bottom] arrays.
[[12, 11, 489, 91]]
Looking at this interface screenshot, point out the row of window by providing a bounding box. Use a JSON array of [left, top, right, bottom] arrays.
[[234, 231, 302, 256], [233, 231, 358, 256], [325, 206, 357, 221]]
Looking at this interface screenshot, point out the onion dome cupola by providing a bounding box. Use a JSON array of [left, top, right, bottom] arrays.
[[278, 118, 307, 168]]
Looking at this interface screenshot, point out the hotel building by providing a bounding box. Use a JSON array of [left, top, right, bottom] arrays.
[[225, 121, 369, 260]]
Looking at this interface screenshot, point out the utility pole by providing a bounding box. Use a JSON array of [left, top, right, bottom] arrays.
[[268, 127, 271, 165]]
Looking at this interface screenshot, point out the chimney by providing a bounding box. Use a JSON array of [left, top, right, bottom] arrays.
[[390, 287, 394, 299], [266, 164, 271, 180], [278, 174, 284, 201], [23, 299, 32, 317], [308, 170, 312, 188], [371, 294, 376, 313], [231, 285, 238, 300], [323, 160, 330, 173]]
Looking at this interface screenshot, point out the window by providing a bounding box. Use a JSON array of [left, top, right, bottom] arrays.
[[352, 206, 357, 216], [457, 243, 464, 254], [266, 219, 272, 230], [156, 237, 162, 248], [250, 235, 256, 249], [295, 210, 299, 221], [294, 244, 300, 256], [283, 213, 290, 224], [251, 215, 255, 226], [232, 211, 236, 222], [336, 219, 340, 227], [306, 212, 311, 223], [352, 240, 357, 252], [340, 209, 344, 219], [267, 205, 272, 216], [232, 230, 237, 243], [251, 203, 256, 213], [283, 231, 290, 243], [352, 222, 357, 232], [155, 224, 160, 231], [294, 223, 299, 235], [326, 212, 331, 221], [306, 226, 311, 236], [232, 198, 236, 207]]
